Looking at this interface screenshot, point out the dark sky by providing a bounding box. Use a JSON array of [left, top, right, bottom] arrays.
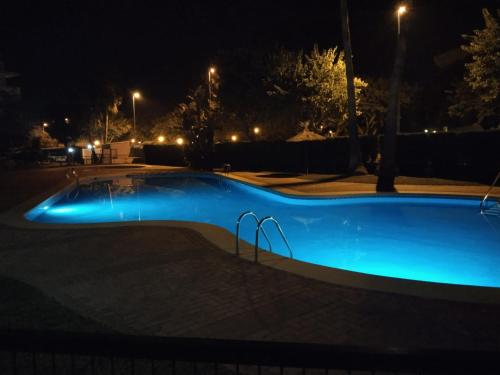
[[1, 0, 499, 122]]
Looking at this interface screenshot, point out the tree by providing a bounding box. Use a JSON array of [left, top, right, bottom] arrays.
[[340, 0, 363, 173], [87, 96, 132, 143], [265, 46, 367, 137], [180, 84, 217, 169], [28, 126, 62, 148], [358, 78, 414, 136], [448, 8, 500, 128], [151, 109, 185, 143]]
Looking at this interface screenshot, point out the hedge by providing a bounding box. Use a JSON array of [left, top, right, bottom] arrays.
[[143, 130, 500, 183]]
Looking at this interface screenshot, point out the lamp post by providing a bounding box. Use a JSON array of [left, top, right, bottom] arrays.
[[208, 66, 215, 105], [132, 91, 141, 134], [396, 5, 407, 133]]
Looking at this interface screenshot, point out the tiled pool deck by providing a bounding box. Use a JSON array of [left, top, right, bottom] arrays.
[[1, 165, 499, 350]]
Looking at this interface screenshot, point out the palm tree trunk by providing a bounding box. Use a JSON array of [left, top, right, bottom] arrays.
[[340, 0, 363, 174], [376, 22, 407, 192]]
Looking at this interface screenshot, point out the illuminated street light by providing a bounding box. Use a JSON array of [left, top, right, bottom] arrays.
[[131, 138, 136, 143], [424, 129, 429, 133], [253, 127, 260, 135], [176, 137, 184, 145], [87, 144, 93, 149], [132, 91, 141, 134], [43, 122, 48, 128], [231, 134, 238, 142], [67, 147, 74, 153], [94, 140, 101, 146], [158, 135, 165, 143], [208, 66, 216, 105], [396, 4, 408, 134], [64, 117, 70, 124]]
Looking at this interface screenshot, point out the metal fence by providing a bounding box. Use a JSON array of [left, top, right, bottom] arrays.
[[0, 330, 499, 375]]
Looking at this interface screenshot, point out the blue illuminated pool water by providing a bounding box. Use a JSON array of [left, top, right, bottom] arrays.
[[26, 173, 500, 287]]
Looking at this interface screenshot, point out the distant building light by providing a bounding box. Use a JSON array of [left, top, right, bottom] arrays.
[[432, 130, 437, 134], [176, 137, 184, 145], [131, 138, 136, 143], [87, 144, 93, 149], [64, 117, 70, 124], [43, 122, 49, 127], [67, 147, 75, 153], [231, 134, 238, 142], [94, 140, 101, 146], [158, 135, 165, 143], [424, 129, 429, 133], [253, 127, 260, 135]]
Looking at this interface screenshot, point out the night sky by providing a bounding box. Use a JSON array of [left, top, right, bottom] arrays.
[[1, 0, 499, 123]]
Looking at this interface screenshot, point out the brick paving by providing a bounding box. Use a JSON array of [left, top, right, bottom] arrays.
[[1, 166, 500, 351], [1, 224, 500, 351]]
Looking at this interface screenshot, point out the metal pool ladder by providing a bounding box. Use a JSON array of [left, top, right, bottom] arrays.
[[480, 171, 500, 215], [235, 211, 272, 256], [235, 211, 293, 263]]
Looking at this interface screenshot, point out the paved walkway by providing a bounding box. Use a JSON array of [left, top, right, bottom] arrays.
[[1, 166, 500, 351], [230, 172, 499, 197]]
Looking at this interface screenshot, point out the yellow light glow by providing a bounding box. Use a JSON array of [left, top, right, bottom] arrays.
[[131, 138, 136, 143], [209, 67, 216, 74], [397, 5, 407, 15], [176, 137, 184, 145], [158, 135, 165, 143], [43, 122, 48, 127], [133, 92, 141, 99], [231, 134, 238, 142], [253, 127, 260, 135], [94, 140, 101, 146]]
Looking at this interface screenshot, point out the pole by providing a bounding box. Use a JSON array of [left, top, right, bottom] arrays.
[[396, 12, 401, 133], [132, 95, 136, 134], [105, 111, 109, 144], [208, 69, 212, 106]]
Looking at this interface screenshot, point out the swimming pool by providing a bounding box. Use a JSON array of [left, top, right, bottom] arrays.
[[25, 173, 500, 288]]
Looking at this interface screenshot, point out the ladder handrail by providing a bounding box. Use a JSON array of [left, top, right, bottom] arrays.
[[480, 171, 500, 214], [255, 216, 293, 263], [235, 211, 272, 256]]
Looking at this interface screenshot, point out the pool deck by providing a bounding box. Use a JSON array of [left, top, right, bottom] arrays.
[[1, 165, 500, 351]]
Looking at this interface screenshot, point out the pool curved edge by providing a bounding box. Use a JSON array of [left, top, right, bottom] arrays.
[[3, 171, 500, 305]]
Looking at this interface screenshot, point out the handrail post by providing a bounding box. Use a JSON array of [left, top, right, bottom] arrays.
[[480, 171, 500, 214], [255, 216, 293, 263]]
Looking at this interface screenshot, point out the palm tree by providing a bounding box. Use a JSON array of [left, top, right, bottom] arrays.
[[376, 6, 409, 192], [340, 0, 363, 174]]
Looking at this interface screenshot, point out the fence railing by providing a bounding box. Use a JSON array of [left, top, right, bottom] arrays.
[[0, 329, 499, 374]]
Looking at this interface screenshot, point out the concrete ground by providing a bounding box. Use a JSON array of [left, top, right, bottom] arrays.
[[1, 165, 500, 351]]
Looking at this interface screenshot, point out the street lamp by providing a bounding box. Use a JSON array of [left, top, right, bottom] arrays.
[[176, 137, 184, 145], [231, 134, 238, 142], [158, 135, 165, 143], [208, 66, 216, 104], [253, 126, 260, 135], [396, 4, 407, 133], [397, 5, 407, 36], [132, 91, 141, 134]]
